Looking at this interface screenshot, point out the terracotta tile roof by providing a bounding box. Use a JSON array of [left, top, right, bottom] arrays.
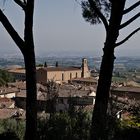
[[15, 88, 92, 100], [112, 86, 140, 93], [0, 109, 25, 119], [40, 66, 81, 72], [16, 91, 47, 101], [0, 97, 11, 102], [0, 102, 14, 109], [71, 77, 97, 83], [0, 109, 18, 119], [16, 92, 26, 98], [7, 68, 25, 74], [58, 89, 91, 97], [0, 87, 19, 95], [8, 81, 26, 90]]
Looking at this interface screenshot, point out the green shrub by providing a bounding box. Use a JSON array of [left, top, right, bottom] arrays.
[[0, 119, 25, 140], [0, 131, 19, 140], [38, 111, 91, 140]]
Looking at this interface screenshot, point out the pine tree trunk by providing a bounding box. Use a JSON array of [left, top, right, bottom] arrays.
[[90, 1, 126, 139], [24, 1, 37, 140], [24, 49, 37, 140], [90, 47, 115, 140], [0, 1, 37, 139]]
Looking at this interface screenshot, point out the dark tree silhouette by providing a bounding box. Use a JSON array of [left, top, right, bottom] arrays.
[[45, 80, 59, 114], [0, 0, 37, 140], [55, 61, 59, 67], [81, 0, 140, 139], [44, 61, 48, 67]]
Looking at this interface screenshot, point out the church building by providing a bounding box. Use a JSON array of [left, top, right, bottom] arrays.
[[36, 58, 90, 84]]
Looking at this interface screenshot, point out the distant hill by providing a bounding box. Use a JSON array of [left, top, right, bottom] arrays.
[[1, 56, 140, 71]]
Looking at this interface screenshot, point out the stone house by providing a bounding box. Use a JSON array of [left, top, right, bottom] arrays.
[[7, 67, 41, 81], [0, 87, 19, 109], [53, 84, 96, 112], [111, 86, 140, 101], [0, 98, 15, 109], [0, 87, 19, 98], [13, 83, 96, 113], [7, 68, 26, 81]]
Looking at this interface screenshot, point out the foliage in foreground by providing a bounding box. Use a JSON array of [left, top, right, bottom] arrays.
[[0, 111, 140, 140], [0, 119, 25, 140], [38, 111, 91, 140]]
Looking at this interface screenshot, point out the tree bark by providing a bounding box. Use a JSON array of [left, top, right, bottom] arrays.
[[90, 46, 115, 140], [24, 1, 37, 140], [90, 0, 126, 140], [0, 1, 37, 139], [24, 49, 37, 140]]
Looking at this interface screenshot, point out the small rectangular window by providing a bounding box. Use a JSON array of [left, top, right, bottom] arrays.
[[62, 73, 64, 81]]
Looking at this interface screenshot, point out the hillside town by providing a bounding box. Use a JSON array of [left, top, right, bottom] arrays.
[[0, 58, 140, 120], [1, 0, 140, 139]]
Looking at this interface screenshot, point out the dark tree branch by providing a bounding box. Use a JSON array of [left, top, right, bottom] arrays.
[[0, 9, 25, 53], [23, 0, 27, 4], [115, 27, 140, 47], [120, 12, 140, 29], [14, 0, 26, 10], [123, 1, 140, 15], [88, 0, 109, 31]]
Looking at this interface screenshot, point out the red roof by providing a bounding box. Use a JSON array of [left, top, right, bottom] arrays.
[[39, 66, 81, 72]]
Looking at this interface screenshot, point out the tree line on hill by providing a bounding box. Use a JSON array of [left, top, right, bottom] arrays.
[[0, 69, 14, 86]]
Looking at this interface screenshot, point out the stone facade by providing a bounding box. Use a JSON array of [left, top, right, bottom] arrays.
[[8, 68, 26, 81]]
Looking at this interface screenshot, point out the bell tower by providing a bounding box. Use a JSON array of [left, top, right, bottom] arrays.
[[81, 58, 90, 78]]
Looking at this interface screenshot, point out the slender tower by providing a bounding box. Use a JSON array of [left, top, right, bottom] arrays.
[[81, 58, 90, 78]]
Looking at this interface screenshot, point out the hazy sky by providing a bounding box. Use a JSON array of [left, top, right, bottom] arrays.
[[0, 0, 140, 57]]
